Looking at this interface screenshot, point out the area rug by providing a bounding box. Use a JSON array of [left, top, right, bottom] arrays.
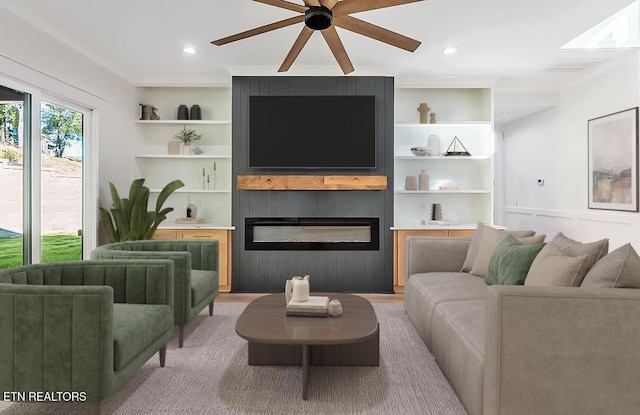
[[0, 302, 467, 415]]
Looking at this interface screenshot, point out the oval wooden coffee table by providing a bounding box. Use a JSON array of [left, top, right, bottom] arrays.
[[236, 293, 379, 400]]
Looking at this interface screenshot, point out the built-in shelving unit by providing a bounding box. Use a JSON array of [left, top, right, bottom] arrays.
[[134, 85, 232, 227], [135, 85, 234, 292], [393, 86, 494, 228], [391, 85, 494, 292]]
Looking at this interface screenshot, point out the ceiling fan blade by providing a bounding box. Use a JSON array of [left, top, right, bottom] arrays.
[[334, 0, 423, 16], [319, 0, 339, 9], [321, 26, 355, 74], [279, 27, 314, 72], [334, 15, 421, 52], [254, 0, 307, 13], [211, 15, 304, 46], [303, 0, 322, 6]]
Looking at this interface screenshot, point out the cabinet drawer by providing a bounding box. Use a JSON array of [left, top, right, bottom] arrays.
[[153, 229, 178, 240]]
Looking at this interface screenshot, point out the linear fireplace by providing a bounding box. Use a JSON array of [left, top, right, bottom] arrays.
[[245, 217, 379, 251]]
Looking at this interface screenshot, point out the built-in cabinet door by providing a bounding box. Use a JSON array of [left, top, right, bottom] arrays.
[[176, 229, 231, 292]]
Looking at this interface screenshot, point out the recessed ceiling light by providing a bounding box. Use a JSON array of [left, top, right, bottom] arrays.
[[441, 46, 459, 55], [182, 46, 197, 55]]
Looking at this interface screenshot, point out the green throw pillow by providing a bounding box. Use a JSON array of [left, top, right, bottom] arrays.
[[486, 234, 545, 285]]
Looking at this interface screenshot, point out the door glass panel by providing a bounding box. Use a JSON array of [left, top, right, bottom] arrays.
[[40, 101, 82, 262], [0, 85, 27, 269]]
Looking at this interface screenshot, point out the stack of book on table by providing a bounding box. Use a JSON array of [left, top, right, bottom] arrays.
[[286, 296, 330, 317]]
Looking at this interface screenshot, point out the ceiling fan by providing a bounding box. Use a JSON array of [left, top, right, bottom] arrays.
[[211, 0, 423, 74]]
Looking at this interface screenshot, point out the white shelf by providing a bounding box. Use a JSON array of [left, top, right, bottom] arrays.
[[136, 120, 230, 125], [395, 121, 492, 127], [395, 190, 491, 194], [136, 154, 231, 159], [395, 155, 491, 160], [149, 189, 230, 194]]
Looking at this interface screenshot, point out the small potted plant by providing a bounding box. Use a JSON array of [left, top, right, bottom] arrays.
[[175, 126, 201, 155]]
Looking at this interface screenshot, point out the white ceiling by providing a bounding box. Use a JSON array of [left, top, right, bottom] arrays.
[[1, 0, 636, 125]]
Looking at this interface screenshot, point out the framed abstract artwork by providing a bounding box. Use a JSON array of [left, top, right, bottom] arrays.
[[588, 107, 639, 211]]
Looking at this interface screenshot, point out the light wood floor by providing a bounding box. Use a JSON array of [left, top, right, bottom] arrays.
[[217, 292, 403, 304]]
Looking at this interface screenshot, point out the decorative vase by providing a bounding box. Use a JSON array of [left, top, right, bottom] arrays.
[[417, 102, 430, 124], [292, 275, 310, 302], [418, 169, 429, 191], [167, 141, 180, 155], [190, 104, 202, 120], [427, 135, 441, 156], [328, 299, 343, 317], [186, 203, 197, 218], [177, 104, 189, 120], [405, 175, 418, 191], [430, 113, 437, 124], [182, 143, 191, 155]]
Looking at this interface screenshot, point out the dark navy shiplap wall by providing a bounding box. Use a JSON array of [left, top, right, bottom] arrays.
[[231, 76, 394, 293]]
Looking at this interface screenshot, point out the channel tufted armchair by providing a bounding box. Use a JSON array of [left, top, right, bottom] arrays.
[[92, 240, 219, 347], [0, 259, 175, 414]]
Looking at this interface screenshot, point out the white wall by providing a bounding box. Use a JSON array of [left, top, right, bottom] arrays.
[[0, 7, 137, 248], [500, 51, 640, 250]]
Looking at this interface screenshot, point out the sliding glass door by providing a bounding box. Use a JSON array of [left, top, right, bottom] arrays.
[[0, 80, 92, 268], [40, 100, 84, 263], [0, 85, 30, 268]]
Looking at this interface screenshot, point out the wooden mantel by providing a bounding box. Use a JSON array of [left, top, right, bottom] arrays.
[[236, 175, 387, 191]]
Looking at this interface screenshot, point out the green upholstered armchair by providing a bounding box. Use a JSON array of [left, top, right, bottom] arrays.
[[92, 240, 219, 347], [0, 259, 175, 414]]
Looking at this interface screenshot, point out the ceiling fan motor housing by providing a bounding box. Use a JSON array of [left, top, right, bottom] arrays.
[[305, 6, 333, 30]]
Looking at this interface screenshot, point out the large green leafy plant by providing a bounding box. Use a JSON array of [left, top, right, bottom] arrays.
[[100, 178, 184, 242]]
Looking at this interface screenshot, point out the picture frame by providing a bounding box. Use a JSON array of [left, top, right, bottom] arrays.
[[588, 107, 639, 212]]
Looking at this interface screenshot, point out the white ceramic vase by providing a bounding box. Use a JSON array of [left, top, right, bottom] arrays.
[[427, 135, 441, 156], [292, 275, 310, 302], [328, 299, 343, 317]]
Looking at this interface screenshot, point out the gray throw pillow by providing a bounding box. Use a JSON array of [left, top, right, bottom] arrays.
[[461, 224, 536, 273], [470, 228, 543, 277], [581, 243, 640, 288], [551, 232, 609, 271], [486, 234, 545, 285], [460, 223, 485, 272], [525, 242, 590, 287]]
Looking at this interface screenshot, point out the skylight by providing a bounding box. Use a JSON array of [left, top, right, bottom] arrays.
[[561, 0, 639, 49]]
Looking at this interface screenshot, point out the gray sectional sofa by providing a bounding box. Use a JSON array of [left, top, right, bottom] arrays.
[[403, 227, 640, 415]]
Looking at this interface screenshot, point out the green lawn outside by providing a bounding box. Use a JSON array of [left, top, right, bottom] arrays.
[[0, 233, 82, 269]]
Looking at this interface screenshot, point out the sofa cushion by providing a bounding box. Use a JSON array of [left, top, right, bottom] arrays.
[[112, 303, 173, 371], [431, 299, 486, 415], [525, 242, 590, 286], [191, 270, 217, 307], [486, 234, 545, 285], [581, 243, 640, 288], [410, 272, 488, 304], [470, 227, 541, 277], [404, 272, 486, 348], [551, 232, 609, 270]]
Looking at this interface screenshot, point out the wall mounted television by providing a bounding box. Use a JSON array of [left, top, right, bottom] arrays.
[[249, 95, 377, 169]]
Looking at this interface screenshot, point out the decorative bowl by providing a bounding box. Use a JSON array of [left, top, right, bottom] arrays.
[[410, 146, 430, 156]]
